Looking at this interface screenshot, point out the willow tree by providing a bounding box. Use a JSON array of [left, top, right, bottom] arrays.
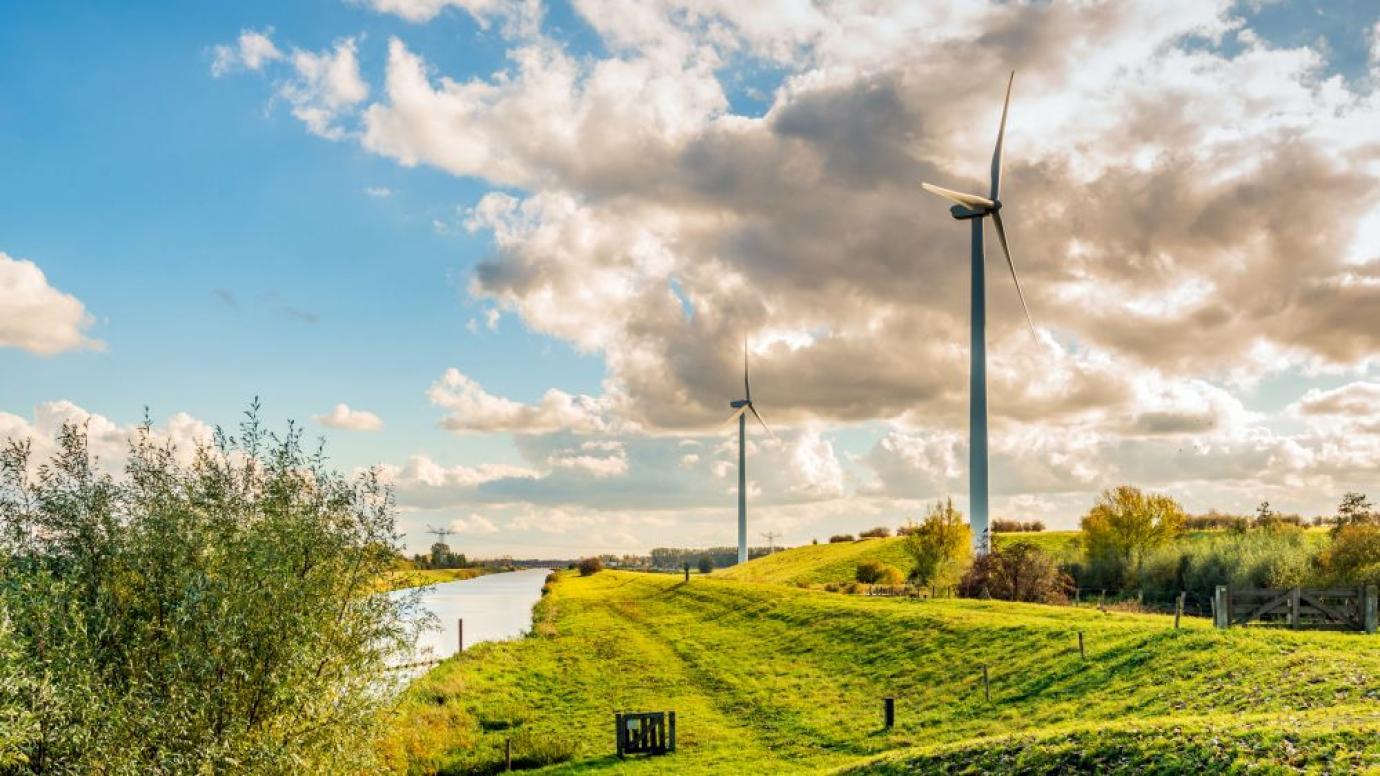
[[0, 406, 424, 773]]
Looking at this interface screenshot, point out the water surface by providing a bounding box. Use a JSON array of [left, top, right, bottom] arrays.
[[401, 567, 551, 664]]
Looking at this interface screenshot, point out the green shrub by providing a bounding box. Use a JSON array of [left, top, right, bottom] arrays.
[[859, 526, 892, 539], [903, 499, 972, 588], [577, 557, 603, 576], [856, 559, 887, 583], [697, 555, 714, 573], [829, 534, 855, 543], [1080, 485, 1186, 589], [1317, 525, 1380, 587], [0, 409, 420, 773], [1132, 526, 1317, 601]]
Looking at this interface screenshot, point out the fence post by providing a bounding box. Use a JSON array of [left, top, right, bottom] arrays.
[[1214, 586, 1228, 630], [1077, 631, 1085, 660], [668, 711, 676, 752], [1174, 591, 1185, 629], [458, 618, 464, 653], [1289, 587, 1301, 629], [982, 665, 990, 702], [684, 563, 690, 582], [883, 697, 895, 729], [505, 737, 512, 771], [615, 713, 624, 758], [1366, 586, 1378, 634]]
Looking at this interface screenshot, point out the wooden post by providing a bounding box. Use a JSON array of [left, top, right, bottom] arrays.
[[1174, 591, 1185, 629], [982, 665, 990, 702], [883, 697, 895, 729], [505, 737, 512, 771], [1077, 631, 1085, 660], [615, 713, 624, 758], [1289, 587, 1301, 629], [684, 563, 690, 582], [458, 618, 464, 653], [668, 711, 676, 752], [1365, 585, 1378, 634], [1214, 585, 1228, 629]]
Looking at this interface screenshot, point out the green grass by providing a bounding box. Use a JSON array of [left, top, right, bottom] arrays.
[[382, 570, 1380, 774], [376, 567, 492, 593], [713, 532, 1082, 587]]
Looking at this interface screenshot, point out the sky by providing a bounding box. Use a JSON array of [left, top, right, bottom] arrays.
[[3, 0, 1380, 558]]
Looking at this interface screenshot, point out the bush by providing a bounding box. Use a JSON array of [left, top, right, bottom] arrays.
[[0, 410, 420, 773], [697, 555, 714, 574], [576, 557, 603, 576], [1317, 525, 1380, 587], [859, 526, 892, 539], [856, 559, 905, 586], [960, 541, 1071, 603], [991, 519, 1045, 533], [903, 499, 972, 588], [1131, 526, 1316, 602], [1080, 485, 1186, 590], [829, 534, 855, 543]]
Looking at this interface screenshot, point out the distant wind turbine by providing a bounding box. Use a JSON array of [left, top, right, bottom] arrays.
[[726, 340, 775, 565], [920, 71, 1036, 556]]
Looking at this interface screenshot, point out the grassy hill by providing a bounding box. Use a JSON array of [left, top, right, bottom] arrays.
[[714, 532, 1082, 587], [382, 570, 1380, 774]]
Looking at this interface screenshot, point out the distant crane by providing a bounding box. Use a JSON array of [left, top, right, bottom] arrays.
[[760, 530, 781, 555]]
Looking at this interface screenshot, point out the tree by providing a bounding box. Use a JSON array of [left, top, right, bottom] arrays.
[[1317, 525, 1380, 586], [1080, 485, 1186, 589], [577, 557, 603, 576], [960, 541, 1071, 603], [902, 499, 972, 588], [0, 409, 422, 773], [859, 526, 891, 539], [1336, 492, 1375, 533], [697, 555, 713, 574]]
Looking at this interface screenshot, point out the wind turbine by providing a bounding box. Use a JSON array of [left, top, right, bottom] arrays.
[[920, 71, 1036, 556], [726, 340, 774, 565]]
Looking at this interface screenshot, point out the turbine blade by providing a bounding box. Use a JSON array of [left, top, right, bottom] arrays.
[[991, 211, 1037, 341], [743, 337, 750, 403], [748, 404, 777, 440], [921, 182, 994, 211], [991, 71, 1013, 201], [723, 406, 747, 427]]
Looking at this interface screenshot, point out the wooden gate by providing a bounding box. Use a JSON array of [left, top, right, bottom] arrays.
[[615, 711, 676, 757], [1214, 585, 1377, 632]]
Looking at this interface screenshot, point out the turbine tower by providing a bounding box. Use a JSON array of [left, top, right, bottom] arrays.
[[726, 340, 774, 565], [920, 71, 1036, 556]]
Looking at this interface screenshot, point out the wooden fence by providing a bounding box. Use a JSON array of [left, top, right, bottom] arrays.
[[1213, 585, 1378, 632]]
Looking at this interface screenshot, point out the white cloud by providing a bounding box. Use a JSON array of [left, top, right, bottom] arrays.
[[365, 0, 541, 35], [280, 38, 369, 139], [0, 401, 213, 472], [448, 512, 499, 534], [210, 29, 282, 76], [0, 252, 102, 355], [364, 185, 393, 197], [546, 440, 628, 478], [313, 403, 384, 431], [427, 368, 616, 434]]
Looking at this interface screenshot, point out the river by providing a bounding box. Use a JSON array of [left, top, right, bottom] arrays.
[[399, 567, 551, 665]]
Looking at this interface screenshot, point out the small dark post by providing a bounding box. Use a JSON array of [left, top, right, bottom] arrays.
[[684, 562, 690, 582], [615, 713, 624, 758], [1366, 585, 1378, 634], [505, 737, 512, 771], [1174, 591, 1185, 629], [458, 618, 464, 653], [1077, 631, 1085, 660], [982, 665, 990, 702], [883, 697, 895, 729], [668, 711, 677, 752]]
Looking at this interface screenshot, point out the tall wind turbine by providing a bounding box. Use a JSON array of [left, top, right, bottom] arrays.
[[920, 71, 1036, 556], [726, 340, 774, 565]]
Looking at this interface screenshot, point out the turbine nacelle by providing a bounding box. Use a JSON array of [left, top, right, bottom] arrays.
[[730, 399, 749, 409]]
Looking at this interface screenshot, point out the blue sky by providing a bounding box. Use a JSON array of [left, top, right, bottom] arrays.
[[4, 1, 1380, 556]]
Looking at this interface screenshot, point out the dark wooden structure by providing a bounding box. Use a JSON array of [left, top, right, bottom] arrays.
[[615, 711, 676, 757], [1214, 585, 1377, 632]]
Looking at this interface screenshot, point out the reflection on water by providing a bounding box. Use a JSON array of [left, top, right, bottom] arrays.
[[397, 567, 551, 665]]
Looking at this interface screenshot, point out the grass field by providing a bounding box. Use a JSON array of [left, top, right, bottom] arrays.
[[713, 532, 1082, 587], [382, 569, 1380, 774], [376, 567, 492, 593]]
